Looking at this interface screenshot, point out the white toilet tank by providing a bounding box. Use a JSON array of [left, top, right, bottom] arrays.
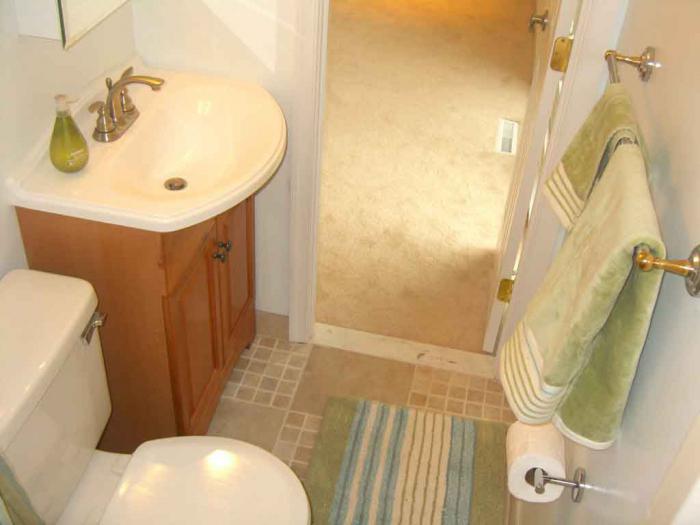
[[0, 270, 111, 523]]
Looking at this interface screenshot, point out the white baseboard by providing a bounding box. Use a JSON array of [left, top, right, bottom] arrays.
[[312, 323, 497, 378]]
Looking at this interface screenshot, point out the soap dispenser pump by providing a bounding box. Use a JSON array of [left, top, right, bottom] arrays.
[[50, 95, 89, 173]]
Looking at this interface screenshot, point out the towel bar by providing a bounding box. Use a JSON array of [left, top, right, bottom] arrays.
[[634, 245, 700, 297], [605, 47, 661, 83]]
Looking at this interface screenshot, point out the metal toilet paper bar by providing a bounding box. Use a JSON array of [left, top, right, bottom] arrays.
[[526, 467, 587, 503]]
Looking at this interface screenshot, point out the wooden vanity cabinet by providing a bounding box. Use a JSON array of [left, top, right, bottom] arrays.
[[16, 198, 255, 453], [216, 201, 256, 374], [162, 219, 224, 437]]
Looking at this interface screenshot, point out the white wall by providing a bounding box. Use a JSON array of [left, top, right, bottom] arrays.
[[131, 0, 299, 315], [0, 1, 136, 276], [515, 1, 700, 523]]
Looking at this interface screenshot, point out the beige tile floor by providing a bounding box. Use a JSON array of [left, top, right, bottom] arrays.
[[208, 321, 515, 481]]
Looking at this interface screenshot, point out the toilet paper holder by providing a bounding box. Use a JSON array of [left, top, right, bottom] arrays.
[[526, 467, 587, 503]]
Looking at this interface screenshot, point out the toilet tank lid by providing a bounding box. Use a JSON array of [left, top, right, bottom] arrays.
[[0, 270, 97, 451]]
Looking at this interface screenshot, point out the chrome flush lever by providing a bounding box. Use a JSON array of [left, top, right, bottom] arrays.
[[81, 311, 107, 345]]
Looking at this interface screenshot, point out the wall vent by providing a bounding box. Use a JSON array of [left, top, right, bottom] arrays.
[[496, 118, 519, 155]]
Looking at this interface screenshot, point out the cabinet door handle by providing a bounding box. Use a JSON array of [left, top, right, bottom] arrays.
[[217, 240, 232, 252], [213, 251, 227, 263], [528, 10, 549, 32]]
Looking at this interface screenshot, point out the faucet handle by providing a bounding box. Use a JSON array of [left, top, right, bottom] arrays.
[[89, 101, 116, 134], [88, 101, 105, 114], [120, 88, 136, 114], [117, 67, 137, 116]]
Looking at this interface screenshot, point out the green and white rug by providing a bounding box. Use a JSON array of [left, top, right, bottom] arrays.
[[306, 398, 508, 524]]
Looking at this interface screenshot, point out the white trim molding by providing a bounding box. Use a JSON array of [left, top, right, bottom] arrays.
[[288, 0, 329, 342], [313, 324, 497, 378]]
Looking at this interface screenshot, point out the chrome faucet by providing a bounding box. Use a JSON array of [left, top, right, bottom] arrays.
[[89, 67, 165, 143]]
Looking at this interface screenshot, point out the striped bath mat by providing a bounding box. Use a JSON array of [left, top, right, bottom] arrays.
[[305, 398, 508, 524]]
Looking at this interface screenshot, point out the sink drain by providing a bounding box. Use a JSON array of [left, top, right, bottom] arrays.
[[164, 177, 187, 191]]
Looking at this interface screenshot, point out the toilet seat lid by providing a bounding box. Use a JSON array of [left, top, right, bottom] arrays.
[[100, 437, 310, 525]]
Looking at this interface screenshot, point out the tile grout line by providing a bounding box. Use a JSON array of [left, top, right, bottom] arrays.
[[217, 334, 514, 479], [224, 336, 311, 408], [224, 335, 319, 478], [406, 365, 515, 424]]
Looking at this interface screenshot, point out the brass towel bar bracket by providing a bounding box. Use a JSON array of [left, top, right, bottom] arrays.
[[605, 46, 661, 83], [635, 245, 700, 297]]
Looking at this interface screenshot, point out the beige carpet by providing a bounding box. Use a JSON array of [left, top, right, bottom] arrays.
[[317, 0, 535, 352]]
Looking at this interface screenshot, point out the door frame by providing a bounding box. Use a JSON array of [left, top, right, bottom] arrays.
[[288, 0, 330, 341], [287, 0, 625, 344]]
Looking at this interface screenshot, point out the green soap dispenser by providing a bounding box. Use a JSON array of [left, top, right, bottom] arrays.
[[49, 94, 89, 173]]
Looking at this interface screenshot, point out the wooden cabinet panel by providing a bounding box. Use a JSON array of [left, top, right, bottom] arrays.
[[164, 221, 223, 435], [16, 208, 177, 453], [162, 219, 217, 295], [15, 198, 256, 452], [216, 198, 256, 373]]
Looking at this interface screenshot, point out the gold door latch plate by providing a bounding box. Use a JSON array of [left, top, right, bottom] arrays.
[[551, 36, 574, 73], [497, 278, 515, 303]]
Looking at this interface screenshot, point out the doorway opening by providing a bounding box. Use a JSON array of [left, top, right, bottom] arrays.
[[315, 0, 537, 353]]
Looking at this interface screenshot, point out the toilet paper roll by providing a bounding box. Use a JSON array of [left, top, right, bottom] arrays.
[[506, 421, 566, 503]]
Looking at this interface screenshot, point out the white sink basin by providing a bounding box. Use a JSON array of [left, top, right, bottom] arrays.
[[8, 66, 286, 232]]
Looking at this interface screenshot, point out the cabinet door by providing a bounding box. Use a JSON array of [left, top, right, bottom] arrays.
[[216, 197, 256, 374], [164, 220, 223, 435]]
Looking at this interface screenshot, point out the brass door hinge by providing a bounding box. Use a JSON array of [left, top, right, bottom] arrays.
[[497, 278, 515, 303], [551, 36, 574, 73]]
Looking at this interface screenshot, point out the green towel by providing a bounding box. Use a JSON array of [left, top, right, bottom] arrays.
[[500, 143, 664, 449], [1, 497, 13, 525], [0, 458, 43, 525], [543, 83, 639, 230]]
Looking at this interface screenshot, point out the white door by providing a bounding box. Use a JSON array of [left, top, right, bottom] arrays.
[[482, 0, 577, 353], [483, 0, 633, 354]]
